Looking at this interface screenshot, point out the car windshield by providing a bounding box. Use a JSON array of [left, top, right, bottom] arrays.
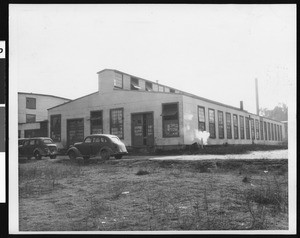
[[43, 139, 53, 144], [110, 137, 120, 144]]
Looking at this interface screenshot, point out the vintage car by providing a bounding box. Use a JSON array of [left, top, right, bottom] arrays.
[[66, 134, 128, 161], [19, 137, 58, 160]]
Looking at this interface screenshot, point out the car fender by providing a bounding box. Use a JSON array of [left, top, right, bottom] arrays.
[[100, 146, 113, 155], [66, 147, 82, 157]]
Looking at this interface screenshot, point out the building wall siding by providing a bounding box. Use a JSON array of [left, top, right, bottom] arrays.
[[182, 95, 284, 145], [48, 90, 184, 148]]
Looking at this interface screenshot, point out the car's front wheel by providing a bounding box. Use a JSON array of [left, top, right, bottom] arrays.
[[100, 149, 110, 160], [34, 151, 42, 160], [68, 151, 76, 160]]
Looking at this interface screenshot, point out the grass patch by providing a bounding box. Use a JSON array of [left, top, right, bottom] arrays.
[[19, 156, 288, 231]]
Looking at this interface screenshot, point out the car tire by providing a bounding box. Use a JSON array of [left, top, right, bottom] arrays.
[[114, 155, 122, 160], [50, 155, 57, 159], [34, 151, 42, 160], [100, 149, 110, 160], [68, 151, 76, 160]]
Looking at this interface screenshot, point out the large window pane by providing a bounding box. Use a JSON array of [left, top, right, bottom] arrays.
[[162, 103, 179, 137], [90, 110, 103, 134], [198, 106, 206, 132], [240, 115, 245, 139], [233, 114, 239, 139], [218, 111, 224, 139], [26, 97, 36, 109], [208, 109, 216, 138], [226, 113, 232, 139], [110, 108, 124, 139]]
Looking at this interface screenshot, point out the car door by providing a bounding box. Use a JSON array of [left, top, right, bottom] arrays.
[[91, 136, 101, 156], [19, 140, 28, 156], [79, 136, 92, 156], [25, 139, 35, 156]]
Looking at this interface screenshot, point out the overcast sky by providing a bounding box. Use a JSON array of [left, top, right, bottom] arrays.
[[9, 4, 296, 114]]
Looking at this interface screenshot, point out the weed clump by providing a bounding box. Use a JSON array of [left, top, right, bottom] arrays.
[[136, 169, 150, 176]]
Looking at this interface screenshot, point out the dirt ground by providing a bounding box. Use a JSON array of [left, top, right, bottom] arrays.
[[18, 149, 289, 232]]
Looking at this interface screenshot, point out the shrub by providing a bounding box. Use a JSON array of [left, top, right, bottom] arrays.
[[136, 169, 150, 176]]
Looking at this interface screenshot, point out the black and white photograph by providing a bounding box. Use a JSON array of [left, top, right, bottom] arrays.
[[8, 4, 296, 234]]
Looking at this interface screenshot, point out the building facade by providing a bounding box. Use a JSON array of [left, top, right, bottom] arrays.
[[48, 69, 286, 149], [18, 92, 70, 138]]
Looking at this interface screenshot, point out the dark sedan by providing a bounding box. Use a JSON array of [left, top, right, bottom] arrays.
[[66, 134, 128, 161]]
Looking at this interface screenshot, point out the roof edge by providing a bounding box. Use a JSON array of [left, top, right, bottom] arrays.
[[18, 92, 71, 101], [48, 91, 99, 110]]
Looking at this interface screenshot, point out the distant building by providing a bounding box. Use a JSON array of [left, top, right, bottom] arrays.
[[18, 92, 70, 138], [48, 69, 286, 149]]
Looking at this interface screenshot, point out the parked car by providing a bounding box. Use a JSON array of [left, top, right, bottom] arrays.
[[19, 137, 58, 160], [18, 138, 29, 147], [67, 134, 128, 161]]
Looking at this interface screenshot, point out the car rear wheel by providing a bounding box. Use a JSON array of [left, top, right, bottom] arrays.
[[68, 151, 76, 160], [100, 150, 110, 160], [50, 155, 57, 159], [34, 151, 42, 160], [114, 155, 122, 160]]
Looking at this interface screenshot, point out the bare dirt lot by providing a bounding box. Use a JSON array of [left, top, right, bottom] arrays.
[[19, 149, 288, 231]]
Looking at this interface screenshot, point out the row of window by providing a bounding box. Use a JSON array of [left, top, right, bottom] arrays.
[[198, 106, 283, 141], [50, 108, 126, 142], [49, 102, 282, 143], [50, 104, 180, 142], [114, 72, 177, 93]]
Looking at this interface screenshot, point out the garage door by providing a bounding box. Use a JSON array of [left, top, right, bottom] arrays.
[[67, 118, 84, 147]]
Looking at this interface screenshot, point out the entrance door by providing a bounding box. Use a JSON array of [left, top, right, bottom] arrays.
[[67, 118, 84, 147], [132, 113, 154, 147]]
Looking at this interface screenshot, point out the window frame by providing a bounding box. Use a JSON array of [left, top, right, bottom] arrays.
[[114, 72, 123, 89], [110, 108, 124, 139], [26, 114, 36, 123], [208, 108, 216, 138], [260, 119, 264, 140], [198, 106, 206, 132], [226, 112, 232, 139], [268, 122, 271, 140], [90, 110, 103, 135], [145, 81, 153, 91], [251, 118, 255, 140], [279, 125, 282, 141], [245, 117, 250, 140], [264, 121, 267, 140], [218, 110, 224, 139], [162, 102, 179, 138], [255, 119, 260, 140], [239, 115, 245, 139], [130, 77, 141, 90], [233, 114, 239, 139], [26, 97, 36, 109]]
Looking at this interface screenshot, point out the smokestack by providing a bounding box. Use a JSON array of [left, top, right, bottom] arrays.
[[240, 101, 244, 110], [255, 78, 259, 115]]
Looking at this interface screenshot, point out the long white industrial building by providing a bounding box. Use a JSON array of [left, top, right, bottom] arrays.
[[48, 69, 285, 149]]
